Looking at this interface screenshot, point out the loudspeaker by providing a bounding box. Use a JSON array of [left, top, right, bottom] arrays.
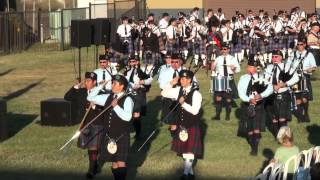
[[92, 18, 111, 45], [71, 20, 92, 48], [0, 98, 7, 141], [41, 98, 73, 126]]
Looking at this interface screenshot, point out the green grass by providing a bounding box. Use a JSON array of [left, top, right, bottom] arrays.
[[0, 46, 319, 180]]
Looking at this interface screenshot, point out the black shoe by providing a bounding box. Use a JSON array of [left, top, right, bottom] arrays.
[[225, 116, 230, 121], [250, 149, 258, 156], [86, 172, 94, 179], [180, 174, 189, 180], [188, 174, 195, 180], [213, 115, 220, 120]]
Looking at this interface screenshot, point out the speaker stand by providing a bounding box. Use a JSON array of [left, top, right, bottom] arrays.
[[78, 47, 81, 83]]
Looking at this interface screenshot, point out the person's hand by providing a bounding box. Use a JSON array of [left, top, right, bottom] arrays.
[[170, 77, 179, 86], [179, 96, 185, 105], [111, 99, 118, 107], [170, 125, 177, 131], [139, 80, 145, 85], [249, 98, 257, 105], [254, 94, 262, 101]]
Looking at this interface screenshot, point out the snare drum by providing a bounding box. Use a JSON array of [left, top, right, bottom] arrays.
[[214, 76, 228, 92], [293, 77, 309, 93]]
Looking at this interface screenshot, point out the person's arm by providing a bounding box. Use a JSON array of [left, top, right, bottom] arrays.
[[143, 76, 153, 85], [285, 71, 299, 87], [181, 91, 202, 115], [87, 85, 110, 106], [113, 96, 134, 121], [161, 82, 180, 100], [260, 83, 273, 98], [238, 76, 250, 102]]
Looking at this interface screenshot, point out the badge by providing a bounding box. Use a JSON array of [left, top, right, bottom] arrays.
[[107, 139, 117, 154], [179, 128, 188, 142]]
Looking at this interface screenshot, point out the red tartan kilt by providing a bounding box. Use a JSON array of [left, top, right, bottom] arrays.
[[171, 126, 203, 158]]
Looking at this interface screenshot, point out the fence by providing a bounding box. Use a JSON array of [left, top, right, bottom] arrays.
[[0, 0, 146, 55]]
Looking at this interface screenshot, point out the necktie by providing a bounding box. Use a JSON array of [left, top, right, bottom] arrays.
[[196, 27, 198, 39], [173, 70, 178, 78], [113, 94, 118, 99], [103, 71, 106, 80], [272, 65, 278, 85], [182, 89, 187, 96], [129, 68, 135, 83], [125, 25, 127, 35], [226, 29, 229, 41], [182, 25, 185, 37], [223, 57, 228, 76], [299, 53, 302, 60], [173, 27, 176, 39]]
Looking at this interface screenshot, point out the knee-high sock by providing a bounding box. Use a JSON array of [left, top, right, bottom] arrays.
[[88, 150, 98, 173], [133, 117, 141, 137], [183, 50, 188, 59], [183, 154, 194, 175], [201, 54, 206, 66], [216, 100, 222, 116], [194, 54, 199, 65]]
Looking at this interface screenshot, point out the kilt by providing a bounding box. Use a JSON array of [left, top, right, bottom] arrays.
[[272, 91, 292, 120], [193, 39, 206, 55], [171, 126, 203, 158], [309, 48, 320, 67], [207, 45, 220, 61], [250, 38, 266, 54], [77, 125, 104, 149], [231, 36, 248, 54], [243, 102, 264, 132], [213, 91, 233, 105], [166, 39, 179, 53], [132, 90, 147, 113], [143, 51, 160, 65], [100, 132, 130, 162], [161, 97, 177, 124], [268, 36, 284, 52], [133, 38, 140, 52], [120, 37, 134, 54]]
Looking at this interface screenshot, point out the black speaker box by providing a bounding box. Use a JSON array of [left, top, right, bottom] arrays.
[[92, 18, 111, 45], [71, 20, 92, 48], [41, 98, 73, 126], [0, 98, 7, 141]]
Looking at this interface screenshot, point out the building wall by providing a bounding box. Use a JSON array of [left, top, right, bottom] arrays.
[[146, 0, 203, 20], [203, 0, 316, 19], [77, 0, 107, 8]]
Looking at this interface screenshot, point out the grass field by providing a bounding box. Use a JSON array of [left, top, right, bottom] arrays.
[[0, 45, 320, 180]]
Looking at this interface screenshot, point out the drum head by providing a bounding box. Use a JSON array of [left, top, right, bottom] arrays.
[[179, 129, 189, 142], [107, 140, 117, 154]]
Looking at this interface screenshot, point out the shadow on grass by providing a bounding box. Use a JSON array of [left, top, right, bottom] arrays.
[[306, 124, 320, 146], [3, 78, 45, 101], [6, 113, 37, 138], [127, 95, 162, 179], [0, 68, 15, 77], [257, 148, 275, 175], [0, 169, 243, 180]]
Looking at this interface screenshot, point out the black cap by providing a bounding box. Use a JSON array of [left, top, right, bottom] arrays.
[[171, 53, 182, 60], [128, 53, 140, 61], [221, 42, 230, 49], [310, 22, 320, 28], [248, 54, 261, 67], [179, 70, 194, 79], [112, 74, 128, 89], [272, 50, 283, 58], [297, 37, 307, 43], [121, 16, 129, 21], [99, 54, 109, 61], [85, 72, 97, 81]]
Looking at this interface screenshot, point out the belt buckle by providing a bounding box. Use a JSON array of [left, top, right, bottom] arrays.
[[276, 94, 282, 100]]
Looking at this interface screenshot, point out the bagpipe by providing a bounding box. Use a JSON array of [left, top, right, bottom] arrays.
[[124, 65, 152, 93]]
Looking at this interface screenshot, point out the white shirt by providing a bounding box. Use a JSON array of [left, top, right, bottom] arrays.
[[161, 84, 202, 115], [158, 18, 168, 33], [117, 24, 132, 38], [264, 63, 299, 93], [93, 67, 113, 90], [166, 25, 177, 39], [125, 67, 153, 89], [87, 88, 134, 121], [214, 13, 225, 21], [220, 27, 233, 42], [286, 50, 317, 75], [213, 54, 240, 76]]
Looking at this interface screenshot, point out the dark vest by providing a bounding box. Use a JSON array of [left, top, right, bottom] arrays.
[[104, 93, 131, 137], [176, 87, 200, 128]]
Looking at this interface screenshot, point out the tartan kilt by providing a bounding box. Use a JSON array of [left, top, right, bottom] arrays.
[[243, 34, 251, 49], [120, 37, 134, 54], [272, 92, 292, 120], [193, 39, 206, 55], [99, 133, 130, 162], [77, 125, 104, 149], [132, 91, 147, 113], [166, 40, 179, 53], [143, 51, 160, 65], [268, 37, 284, 51], [171, 126, 203, 158], [250, 38, 266, 54], [133, 38, 140, 52], [287, 34, 298, 49]]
